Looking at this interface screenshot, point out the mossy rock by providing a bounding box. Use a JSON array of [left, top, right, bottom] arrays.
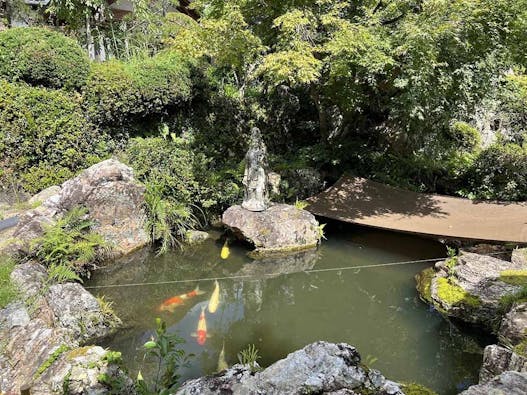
[[500, 269, 527, 285], [415, 267, 435, 304], [436, 277, 481, 308]]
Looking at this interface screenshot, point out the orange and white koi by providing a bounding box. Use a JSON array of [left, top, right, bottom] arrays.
[[158, 286, 205, 313], [191, 306, 210, 345], [208, 280, 220, 313]]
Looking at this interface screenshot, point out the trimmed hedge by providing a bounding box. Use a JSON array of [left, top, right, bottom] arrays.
[[0, 27, 89, 90], [83, 51, 192, 126], [0, 81, 110, 193]]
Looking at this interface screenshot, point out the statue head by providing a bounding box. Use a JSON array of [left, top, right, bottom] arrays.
[[249, 127, 263, 147]]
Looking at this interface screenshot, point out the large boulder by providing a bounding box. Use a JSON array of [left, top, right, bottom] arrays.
[[499, 302, 527, 347], [176, 341, 404, 395], [222, 203, 321, 256], [0, 262, 124, 394], [8, 159, 149, 258], [416, 252, 527, 331], [461, 371, 527, 395], [58, 159, 149, 256], [479, 345, 527, 383]]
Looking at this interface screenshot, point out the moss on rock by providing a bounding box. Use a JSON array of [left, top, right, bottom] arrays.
[[415, 267, 435, 304], [436, 277, 481, 307], [500, 269, 527, 285]]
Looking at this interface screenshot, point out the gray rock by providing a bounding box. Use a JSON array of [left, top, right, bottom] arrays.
[[423, 252, 527, 331], [185, 230, 210, 245], [0, 301, 30, 331], [8, 159, 149, 260], [177, 341, 404, 395], [511, 248, 527, 266], [59, 159, 149, 257], [29, 185, 62, 205], [499, 302, 527, 346], [479, 345, 527, 383], [47, 283, 116, 344], [461, 371, 527, 395], [222, 203, 320, 256], [10, 261, 48, 300]]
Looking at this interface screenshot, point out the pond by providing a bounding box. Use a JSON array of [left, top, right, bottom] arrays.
[[88, 222, 491, 395]]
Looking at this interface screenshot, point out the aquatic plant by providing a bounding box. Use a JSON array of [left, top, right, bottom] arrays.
[[499, 269, 527, 285], [137, 318, 191, 394], [436, 277, 481, 308], [237, 344, 261, 373], [445, 247, 458, 277], [0, 255, 18, 308]]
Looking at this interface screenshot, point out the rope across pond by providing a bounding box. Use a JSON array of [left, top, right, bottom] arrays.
[[85, 251, 510, 290]]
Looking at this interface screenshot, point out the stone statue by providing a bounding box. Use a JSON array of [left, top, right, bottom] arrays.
[[242, 127, 269, 211]]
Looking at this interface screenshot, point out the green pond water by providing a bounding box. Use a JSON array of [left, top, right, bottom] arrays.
[[88, 223, 491, 394]]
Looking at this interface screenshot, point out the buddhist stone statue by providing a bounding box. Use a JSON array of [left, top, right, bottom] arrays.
[[242, 127, 269, 212]]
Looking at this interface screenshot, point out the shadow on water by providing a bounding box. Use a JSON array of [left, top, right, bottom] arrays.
[[89, 223, 491, 395]]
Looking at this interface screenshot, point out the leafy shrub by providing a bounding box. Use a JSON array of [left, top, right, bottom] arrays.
[[0, 81, 110, 193], [449, 121, 481, 151], [31, 207, 109, 280], [463, 142, 527, 201], [83, 51, 192, 126], [0, 27, 89, 90]]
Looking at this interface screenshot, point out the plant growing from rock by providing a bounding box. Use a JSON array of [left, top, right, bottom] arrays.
[[237, 344, 261, 373], [0, 254, 18, 308], [31, 206, 109, 282]]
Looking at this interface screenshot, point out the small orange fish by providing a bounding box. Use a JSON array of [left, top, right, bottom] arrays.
[[191, 306, 210, 345], [158, 286, 205, 312]]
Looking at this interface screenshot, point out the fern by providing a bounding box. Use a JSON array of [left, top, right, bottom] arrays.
[[144, 183, 202, 255], [31, 206, 108, 283]]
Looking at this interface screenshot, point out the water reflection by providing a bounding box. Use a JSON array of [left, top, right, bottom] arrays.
[[89, 225, 489, 395]]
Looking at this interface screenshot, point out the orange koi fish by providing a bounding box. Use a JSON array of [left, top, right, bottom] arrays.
[[191, 306, 210, 345], [158, 286, 205, 313]]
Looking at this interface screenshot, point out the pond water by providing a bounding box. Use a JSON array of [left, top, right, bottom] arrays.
[[88, 223, 491, 394]]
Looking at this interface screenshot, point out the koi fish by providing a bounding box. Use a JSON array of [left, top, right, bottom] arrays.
[[158, 286, 205, 312], [220, 240, 230, 260], [191, 306, 210, 345], [217, 341, 228, 372], [208, 280, 220, 313]]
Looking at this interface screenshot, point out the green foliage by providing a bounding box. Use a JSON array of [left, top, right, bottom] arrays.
[[35, 344, 70, 378], [0, 27, 89, 90], [237, 344, 261, 373], [0, 255, 18, 308], [513, 339, 527, 357], [123, 135, 241, 252], [499, 286, 527, 313], [445, 248, 458, 277], [463, 142, 527, 201], [136, 318, 191, 395], [450, 122, 481, 152], [31, 207, 108, 281], [96, 296, 122, 328], [83, 51, 192, 126], [294, 200, 309, 210], [0, 80, 110, 194], [436, 277, 481, 308]]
